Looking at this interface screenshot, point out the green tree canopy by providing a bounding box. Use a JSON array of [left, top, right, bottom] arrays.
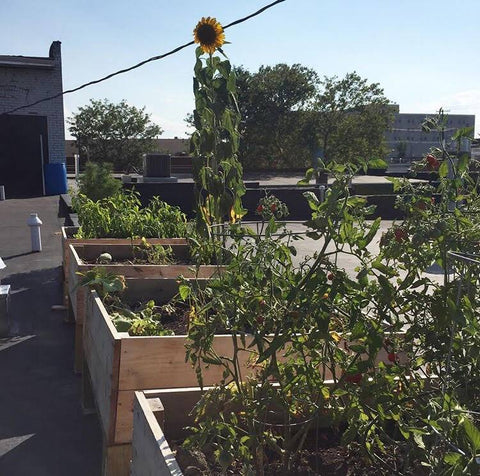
[[235, 64, 319, 169], [68, 99, 162, 171], [313, 72, 393, 166]]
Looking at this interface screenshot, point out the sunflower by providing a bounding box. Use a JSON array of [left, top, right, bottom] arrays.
[[193, 17, 225, 55]]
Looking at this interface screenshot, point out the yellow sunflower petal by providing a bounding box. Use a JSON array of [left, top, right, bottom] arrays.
[[330, 331, 342, 343], [193, 16, 225, 55]]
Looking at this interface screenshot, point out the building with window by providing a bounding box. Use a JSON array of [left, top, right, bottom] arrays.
[[0, 41, 65, 197], [385, 105, 475, 162]]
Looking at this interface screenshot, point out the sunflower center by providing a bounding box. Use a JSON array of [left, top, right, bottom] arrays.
[[196, 24, 217, 45]]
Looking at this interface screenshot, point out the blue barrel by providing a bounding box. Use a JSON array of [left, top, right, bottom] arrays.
[[44, 163, 68, 195]]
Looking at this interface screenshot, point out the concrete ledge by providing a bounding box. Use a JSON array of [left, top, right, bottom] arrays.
[[64, 213, 79, 227], [58, 194, 73, 218]]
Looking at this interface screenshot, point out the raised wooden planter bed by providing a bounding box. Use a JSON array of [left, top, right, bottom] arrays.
[[130, 390, 182, 476], [105, 388, 189, 476], [61, 226, 187, 304], [69, 241, 220, 373], [83, 284, 257, 449], [84, 282, 406, 445], [130, 369, 424, 476]]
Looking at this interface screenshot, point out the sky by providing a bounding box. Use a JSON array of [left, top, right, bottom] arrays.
[[1, 0, 479, 139]]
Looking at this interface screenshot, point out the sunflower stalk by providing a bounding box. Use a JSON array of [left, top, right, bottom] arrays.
[[191, 18, 246, 252]]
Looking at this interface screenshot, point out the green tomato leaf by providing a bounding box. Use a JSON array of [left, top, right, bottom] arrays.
[[219, 448, 233, 469], [443, 452, 462, 465], [438, 160, 448, 178], [179, 284, 191, 300], [462, 418, 480, 452]]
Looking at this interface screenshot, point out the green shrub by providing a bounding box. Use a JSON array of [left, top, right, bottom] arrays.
[[77, 162, 122, 201], [72, 190, 188, 238]]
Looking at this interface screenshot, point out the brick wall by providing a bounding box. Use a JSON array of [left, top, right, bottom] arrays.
[[0, 41, 66, 164]]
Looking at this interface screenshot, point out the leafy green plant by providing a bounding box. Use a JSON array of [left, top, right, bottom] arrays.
[[190, 40, 246, 243], [79, 267, 178, 336], [72, 190, 188, 239], [255, 194, 289, 222], [180, 134, 480, 474], [78, 267, 126, 298], [132, 238, 174, 265], [109, 299, 175, 336], [184, 159, 418, 472], [77, 161, 122, 201]]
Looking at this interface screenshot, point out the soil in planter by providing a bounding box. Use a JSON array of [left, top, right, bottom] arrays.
[[83, 246, 192, 266], [83, 257, 192, 265], [174, 439, 428, 475], [157, 303, 190, 335], [106, 298, 230, 336], [106, 299, 191, 336]]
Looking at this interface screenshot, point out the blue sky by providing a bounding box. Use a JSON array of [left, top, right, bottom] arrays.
[[1, 0, 479, 138]]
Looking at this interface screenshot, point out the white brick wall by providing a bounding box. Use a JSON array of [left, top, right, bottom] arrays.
[[0, 41, 66, 164]]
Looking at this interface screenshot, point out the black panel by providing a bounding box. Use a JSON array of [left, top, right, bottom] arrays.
[[0, 114, 48, 198]]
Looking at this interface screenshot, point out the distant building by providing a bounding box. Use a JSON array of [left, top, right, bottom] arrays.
[[154, 137, 190, 156], [65, 138, 190, 173], [386, 105, 475, 161], [0, 41, 65, 197], [65, 138, 189, 161]]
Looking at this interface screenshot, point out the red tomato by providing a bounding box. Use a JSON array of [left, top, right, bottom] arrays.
[[387, 352, 397, 363], [426, 154, 440, 170], [394, 228, 407, 243], [345, 373, 363, 384]]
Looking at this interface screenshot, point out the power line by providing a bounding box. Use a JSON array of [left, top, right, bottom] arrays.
[[1, 0, 286, 116], [390, 128, 460, 132]]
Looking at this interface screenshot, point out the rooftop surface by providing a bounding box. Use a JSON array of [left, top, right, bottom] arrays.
[[0, 196, 101, 476]]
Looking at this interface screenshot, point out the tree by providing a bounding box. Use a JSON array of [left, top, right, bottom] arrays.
[[77, 162, 122, 201], [313, 72, 393, 166], [68, 99, 162, 171], [235, 64, 319, 169]]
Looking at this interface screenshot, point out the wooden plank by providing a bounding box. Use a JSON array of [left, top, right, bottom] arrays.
[[152, 388, 205, 441], [118, 334, 256, 390], [68, 244, 88, 322], [73, 242, 190, 262], [115, 391, 136, 443], [84, 291, 122, 444], [102, 443, 132, 476], [131, 391, 182, 476], [77, 263, 221, 279], [81, 359, 96, 414], [147, 396, 165, 431], [70, 242, 222, 280], [83, 319, 114, 437], [61, 226, 77, 282], [74, 322, 83, 374], [118, 388, 203, 444]]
